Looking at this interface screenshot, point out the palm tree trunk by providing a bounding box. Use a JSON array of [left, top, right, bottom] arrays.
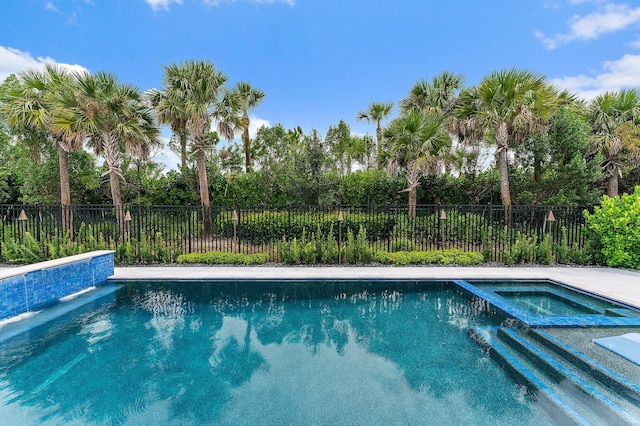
[[243, 112, 252, 173], [534, 157, 542, 183], [496, 122, 512, 207], [408, 187, 417, 217], [58, 144, 73, 235], [607, 173, 619, 198], [108, 169, 126, 237], [180, 130, 188, 169], [376, 123, 382, 159], [196, 148, 212, 236]]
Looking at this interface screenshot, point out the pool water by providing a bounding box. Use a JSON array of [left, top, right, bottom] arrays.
[[459, 280, 640, 327], [0, 280, 551, 425], [494, 290, 601, 316]]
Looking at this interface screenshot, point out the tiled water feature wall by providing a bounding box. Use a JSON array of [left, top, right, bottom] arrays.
[[0, 251, 114, 320]]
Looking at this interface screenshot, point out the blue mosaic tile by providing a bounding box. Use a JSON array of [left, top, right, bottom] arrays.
[[0, 252, 114, 320], [454, 279, 640, 327], [0, 275, 28, 319]]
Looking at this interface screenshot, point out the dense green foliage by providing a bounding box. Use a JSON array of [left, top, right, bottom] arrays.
[[1, 64, 639, 267], [585, 186, 640, 269], [177, 251, 269, 265], [374, 249, 483, 266]]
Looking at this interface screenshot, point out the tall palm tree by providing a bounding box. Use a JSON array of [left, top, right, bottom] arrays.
[[456, 68, 559, 207], [59, 71, 159, 229], [0, 65, 84, 231], [158, 60, 230, 235], [382, 111, 450, 216], [226, 81, 265, 173], [402, 71, 465, 180], [588, 89, 640, 197], [356, 101, 394, 159], [400, 71, 464, 116], [147, 87, 189, 169]]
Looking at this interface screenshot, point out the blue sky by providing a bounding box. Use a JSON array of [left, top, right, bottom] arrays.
[[2, 0, 640, 169]]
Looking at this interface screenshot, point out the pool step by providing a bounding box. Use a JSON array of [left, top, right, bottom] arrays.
[[528, 329, 640, 407], [470, 327, 640, 426]]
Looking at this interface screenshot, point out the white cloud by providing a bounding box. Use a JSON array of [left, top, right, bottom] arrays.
[[568, 0, 604, 4], [145, 0, 293, 11], [203, 0, 295, 6], [153, 136, 180, 171], [0, 46, 89, 83], [249, 115, 270, 138], [536, 3, 640, 50], [45, 1, 60, 12], [145, 0, 183, 11], [551, 53, 640, 99]]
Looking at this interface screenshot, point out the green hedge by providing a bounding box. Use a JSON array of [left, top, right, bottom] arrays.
[[177, 251, 270, 265], [215, 211, 395, 244], [585, 186, 640, 269], [374, 249, 484, 266]]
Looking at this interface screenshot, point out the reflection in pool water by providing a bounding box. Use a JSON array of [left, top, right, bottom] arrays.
[[0, 281, 551, 425]]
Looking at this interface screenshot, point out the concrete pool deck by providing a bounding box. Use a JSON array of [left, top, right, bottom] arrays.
[[110, 266, 640, 309]]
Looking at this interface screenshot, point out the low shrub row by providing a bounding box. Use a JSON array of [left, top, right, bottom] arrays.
[[177, 252, 270, 265], [374, 249, 484, 266]]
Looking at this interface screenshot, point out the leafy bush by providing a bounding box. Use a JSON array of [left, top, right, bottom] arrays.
[[374, 249, 483, 266], [584, 187, 640, 269], [277, 224, 371, 264], [553, 227, 591, 265], [342, 226, 373, 264], [177, 251, 270, 265], [536, 235, 553, 265], [505, 232, 538, 264], [1, 232, 45, 264]]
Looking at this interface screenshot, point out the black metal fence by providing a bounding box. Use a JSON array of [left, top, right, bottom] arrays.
[[0, 203, 594, 263]]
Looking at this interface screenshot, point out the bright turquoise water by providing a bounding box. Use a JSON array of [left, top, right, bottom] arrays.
[[0, 280, 551, 425], [495, 291, 599, 316]]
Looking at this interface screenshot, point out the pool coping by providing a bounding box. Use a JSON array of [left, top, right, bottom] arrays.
[[107, 266, 640, 310], [0, 251, 115, 280]]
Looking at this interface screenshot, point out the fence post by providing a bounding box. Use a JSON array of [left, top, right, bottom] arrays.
[[137, 204, 142, 243], [387, 203, 391, 252], [187, 206, 192, 254], [36, 205, 41, 242], [338, 204, 343, 264]]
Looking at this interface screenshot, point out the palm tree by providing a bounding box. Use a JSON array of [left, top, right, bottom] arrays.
[[356, 101, 394, 159], [147, 87, 189, 169], [0, 65, 84, 231], [382, 111, 450, 216], [158, 60, 230, 235], [456, 68, 558, 207], [588, 89, 640, 197], [400, 71, 464, 116], [59, 71, 159, 230], [226, 81, 265, 173], [402, 71, 465, 180]]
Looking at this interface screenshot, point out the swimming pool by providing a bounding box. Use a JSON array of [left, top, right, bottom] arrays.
[[0, 280, 552, 425], [1, 278, 639, 425]]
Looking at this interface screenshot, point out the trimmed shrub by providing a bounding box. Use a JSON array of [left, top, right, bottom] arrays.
[[177, 251, 270, 265], [374, 249, 484, 266]]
